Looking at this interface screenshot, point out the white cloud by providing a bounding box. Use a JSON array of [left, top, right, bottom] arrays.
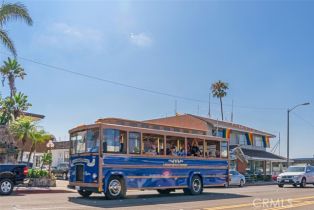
[[129, 33, 152, 47], [35, 22, 104, 51]]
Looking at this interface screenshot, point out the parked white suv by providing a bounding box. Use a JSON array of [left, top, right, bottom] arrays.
[[277, 165, 314, 188]]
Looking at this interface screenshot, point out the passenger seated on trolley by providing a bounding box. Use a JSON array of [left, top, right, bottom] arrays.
[[170, 146, 178, 156], [191, 140, 201, 157], [146, 144, 158, 155]]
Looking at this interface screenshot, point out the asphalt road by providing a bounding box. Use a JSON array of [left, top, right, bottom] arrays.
[[1, 185, 314, 210]]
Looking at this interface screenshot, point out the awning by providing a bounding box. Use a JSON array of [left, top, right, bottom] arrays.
[[230, 146, 286, 162]]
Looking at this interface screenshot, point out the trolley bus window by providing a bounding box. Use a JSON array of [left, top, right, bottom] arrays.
[[221, 141, 228, 158], [86, 129, 100, 152], [70, 129, 99, 154], [129, 132, 141, 154], [103, 129, 127, 153], [71, 131, 86, 154]]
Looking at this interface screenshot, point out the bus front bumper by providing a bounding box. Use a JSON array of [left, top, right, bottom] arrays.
[[68, 182, 101, 193]]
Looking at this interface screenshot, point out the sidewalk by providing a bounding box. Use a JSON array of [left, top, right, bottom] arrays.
[[14, 180, 75, 194], [246, 181, 277, 186]]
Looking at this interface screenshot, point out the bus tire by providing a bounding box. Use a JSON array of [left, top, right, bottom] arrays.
[[157, 189, 171, 195], [185, 175, 203, 195], [78, 189, 92, 198], [105, 176, 126, 200]]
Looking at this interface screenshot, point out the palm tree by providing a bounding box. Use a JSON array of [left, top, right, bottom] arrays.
[[9, 116, 36, 162], [0, 92, 31, 125], [211, 80, 229, 121], [0, 57, 26, 97], [27, 129, 52, 166], [11, 92, 31, 119], [0, 2, 33, 57]]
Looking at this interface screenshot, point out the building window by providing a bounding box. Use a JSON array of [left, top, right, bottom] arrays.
[[64, 152, 69, 162], [213, 129, 224, 138], [229, 133, 238, 145], [239, 134, 247, 145], [254, 135, 263, 147]]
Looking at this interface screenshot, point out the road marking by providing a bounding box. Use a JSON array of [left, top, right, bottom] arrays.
[[203, 195, 314, 210], [264, 200, 314, 210]]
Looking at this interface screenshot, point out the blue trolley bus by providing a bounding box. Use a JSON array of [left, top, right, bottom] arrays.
[[68, 118, 229, 199]]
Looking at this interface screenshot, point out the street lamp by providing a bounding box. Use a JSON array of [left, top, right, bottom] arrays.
[[287, 102, 310, 167]]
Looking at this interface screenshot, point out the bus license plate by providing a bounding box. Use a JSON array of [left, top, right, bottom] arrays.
[[75, 186, 80, 190]]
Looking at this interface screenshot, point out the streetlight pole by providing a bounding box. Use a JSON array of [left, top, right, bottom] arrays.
[[287, 102, 310, 167]]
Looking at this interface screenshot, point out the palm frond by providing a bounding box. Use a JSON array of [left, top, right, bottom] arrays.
[[0, 29, 16, 56], [0, 2, 33, 26]]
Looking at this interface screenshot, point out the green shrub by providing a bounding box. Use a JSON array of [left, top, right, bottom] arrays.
[[27, 169, 49, 178]]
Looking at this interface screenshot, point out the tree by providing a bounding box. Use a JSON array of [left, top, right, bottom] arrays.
[[9, 116, 35, 162], [0, 58, 26, 97], [0, 2, 33, 57], [0, 92, 31, 125], [41, 152, 52, 170], [211, 80, 229, 121], [27, 129, 52, 166]]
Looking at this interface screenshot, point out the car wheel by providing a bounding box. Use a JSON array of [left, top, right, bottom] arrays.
[[278, 184, 284, 188], [239, 179, 244, 187], [157, 189, 171, 195], [78, 189, 92, 198], [105, 176, 126, 200], [300, 178, 306, 188], [293, 184, 297, 187], [0, 179, 14, 195]]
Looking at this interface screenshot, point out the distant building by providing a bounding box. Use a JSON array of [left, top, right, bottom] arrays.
[[51, 141, 70, 167], [145, 114, 286, 176], [292, 158, 314, 166], [0, 112, 46, 165]]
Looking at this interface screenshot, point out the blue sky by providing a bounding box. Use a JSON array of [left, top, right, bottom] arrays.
[[2, 0, 314, 158]]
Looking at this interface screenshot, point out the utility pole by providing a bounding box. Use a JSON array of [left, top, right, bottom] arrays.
[[287, 102, 310, 167], [279, 132, 281, 156], [231, 100, 234, 122]]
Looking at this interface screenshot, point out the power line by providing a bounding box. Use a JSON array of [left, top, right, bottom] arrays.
[[291, 112, 314, 128], [0, 52, 286, 111]]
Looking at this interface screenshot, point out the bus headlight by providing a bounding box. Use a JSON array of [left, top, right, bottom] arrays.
[[92, 173, 98, 180]]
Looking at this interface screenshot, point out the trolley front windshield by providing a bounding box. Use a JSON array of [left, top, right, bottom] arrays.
[[70, 128, 100, 154]]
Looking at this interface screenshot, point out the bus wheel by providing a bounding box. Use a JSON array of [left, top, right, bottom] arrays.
[[105, 176, 126, 200], [78, 189, 92, 198], [157, 189, 171, 195], [184, 175, 203, 195], [191, 175, 203, 195]]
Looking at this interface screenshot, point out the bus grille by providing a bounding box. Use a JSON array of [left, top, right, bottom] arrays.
[[76, 165, 84, 182]]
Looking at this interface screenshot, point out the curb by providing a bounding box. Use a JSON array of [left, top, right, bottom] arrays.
[[246, 182, 277, 186], [14, 187, 76, 194]]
